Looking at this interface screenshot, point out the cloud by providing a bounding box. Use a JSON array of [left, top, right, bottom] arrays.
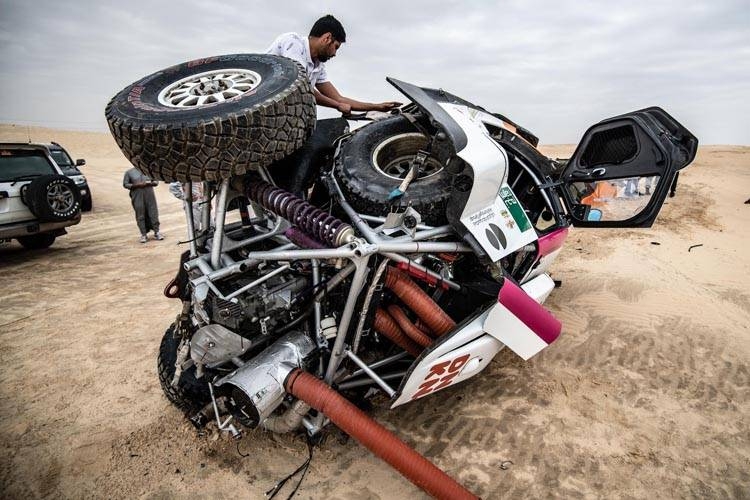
[[0, 0, 747, 144]]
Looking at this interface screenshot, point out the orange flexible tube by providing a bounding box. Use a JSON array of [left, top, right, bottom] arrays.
[[387, 304, 433, 348], [385, 268, 456, 336], [286, 369, 478, 500], [374, 308, 422, 357], [415, 319, 436, 338]]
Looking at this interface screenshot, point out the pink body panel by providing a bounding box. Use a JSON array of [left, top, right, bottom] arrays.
[[537, 227, 569, 258], [498, 279, 562, 345]]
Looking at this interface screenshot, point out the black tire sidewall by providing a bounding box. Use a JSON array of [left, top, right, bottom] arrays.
[[17, 233, 56, 249], [157, 324, 211, 412], [27, 175, 82, 222], [107, 54, 302, 125], [335, 116, 453, 224]]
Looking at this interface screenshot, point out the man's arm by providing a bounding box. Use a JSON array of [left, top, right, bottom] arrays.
[[123, 171, 134, 190], [316, 81, 401, 114], [313, 87, 350, 113]]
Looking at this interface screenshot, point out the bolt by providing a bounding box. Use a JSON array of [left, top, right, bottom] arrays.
[[403, 215, 417, 229]]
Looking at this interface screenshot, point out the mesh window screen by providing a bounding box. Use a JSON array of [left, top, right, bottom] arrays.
[[580, 125, 637, 168]]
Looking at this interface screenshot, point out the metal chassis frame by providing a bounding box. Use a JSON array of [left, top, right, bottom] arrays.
[[180, 172, 474, 434]]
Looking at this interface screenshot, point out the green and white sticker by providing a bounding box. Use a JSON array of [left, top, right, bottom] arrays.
[[461, 184, 537, 262], [499, 186, 532, 233]]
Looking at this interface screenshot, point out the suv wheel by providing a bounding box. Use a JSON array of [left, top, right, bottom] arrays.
[[25, 175, 81, 222], [17, 233, 56, 249]]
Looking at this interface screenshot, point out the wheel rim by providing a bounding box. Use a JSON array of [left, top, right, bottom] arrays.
[[372, 133, 445, 181], [157, 69, 262, 108], [47, 184, 75, 212]]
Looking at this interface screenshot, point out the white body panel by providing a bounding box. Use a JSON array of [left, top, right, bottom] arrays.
[[520, 273, 556, 304], [391, 310, 504, 407], [439, 103, 509, 217], [523, 246, 564, 283], [439, 103, 537, 261], [0, 181, 34, 226], [459, 187, 537, 262], [483, 302, 548, 361]]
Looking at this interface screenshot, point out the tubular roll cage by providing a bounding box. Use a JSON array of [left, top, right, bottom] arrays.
[[180, 165, 476, 434]]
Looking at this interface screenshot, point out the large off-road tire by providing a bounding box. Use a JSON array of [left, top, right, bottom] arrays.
[[105, 54, 316, 182], [334, 115, 453, 225], [157, 324, 211, 413], [23, 175, 81, 222], [17, 233, 56, 249]]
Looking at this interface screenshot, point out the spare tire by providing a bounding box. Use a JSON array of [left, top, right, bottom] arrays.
[[334, 115, 453, 225], [105, 54, 316, 182], [24, 175, 81, 222]]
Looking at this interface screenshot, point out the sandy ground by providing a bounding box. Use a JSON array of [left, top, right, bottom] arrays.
[[0, 124, 748, 499]]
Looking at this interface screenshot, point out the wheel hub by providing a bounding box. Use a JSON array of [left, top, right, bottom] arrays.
[[158, 69, 262, 108], [47, 184, 74, 211], [372, 133, 444, 181]]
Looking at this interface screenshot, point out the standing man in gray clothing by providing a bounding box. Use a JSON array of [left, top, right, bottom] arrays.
[[122, 167, 164, 243]]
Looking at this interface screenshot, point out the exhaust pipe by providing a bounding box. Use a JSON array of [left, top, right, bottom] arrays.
[[285, 369, 478, 500], [214, 331, 315, 428]]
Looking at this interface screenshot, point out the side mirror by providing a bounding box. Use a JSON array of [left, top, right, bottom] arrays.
[[76, 159, 86, 166], [587, 208, 602, 221]]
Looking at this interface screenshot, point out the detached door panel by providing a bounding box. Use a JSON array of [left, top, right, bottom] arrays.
[[560, 107, 697, 228]]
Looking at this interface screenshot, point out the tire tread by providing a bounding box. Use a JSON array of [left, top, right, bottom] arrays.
[[105, 58, 316, 182]]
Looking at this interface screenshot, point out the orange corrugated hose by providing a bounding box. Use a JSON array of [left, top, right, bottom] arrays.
[[374, 308, 422, 357], [286, 369, 478, 500], [387, 304, 433, 348], [385, 268, 456, 336], [415, 319, 436, 337]]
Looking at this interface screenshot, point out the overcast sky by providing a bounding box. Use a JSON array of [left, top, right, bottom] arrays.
[[1, 0, 748, 144]]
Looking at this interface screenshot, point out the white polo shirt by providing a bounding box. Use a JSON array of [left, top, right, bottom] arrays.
[[266, 32, 328, 87]]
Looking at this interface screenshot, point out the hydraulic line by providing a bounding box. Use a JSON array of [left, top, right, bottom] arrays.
[[285, 370, 478, 500]]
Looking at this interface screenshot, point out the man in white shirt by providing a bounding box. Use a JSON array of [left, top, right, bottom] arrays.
[[267, 15, 400, 115]]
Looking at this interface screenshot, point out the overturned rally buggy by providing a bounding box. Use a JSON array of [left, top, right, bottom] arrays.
[[105, 54, 697, 499]]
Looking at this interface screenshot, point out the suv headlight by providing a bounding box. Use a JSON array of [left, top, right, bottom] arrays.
[[73, 175, 87, 186]]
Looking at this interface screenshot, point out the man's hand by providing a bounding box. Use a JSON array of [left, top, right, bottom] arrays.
[[373, 101, 402, 112], [337, 102, 352, 115]]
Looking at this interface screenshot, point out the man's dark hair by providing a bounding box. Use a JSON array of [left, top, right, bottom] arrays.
[[310, 15, 346, 43]]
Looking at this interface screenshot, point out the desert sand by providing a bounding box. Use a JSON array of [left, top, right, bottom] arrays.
[[0, 124, 748, 499]]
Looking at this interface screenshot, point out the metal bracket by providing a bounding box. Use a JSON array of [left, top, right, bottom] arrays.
[[537, 179, 565, 190], [378, 206, 423, 238]]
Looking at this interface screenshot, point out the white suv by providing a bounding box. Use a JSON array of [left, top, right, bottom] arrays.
[[0, 143, 82, 249]]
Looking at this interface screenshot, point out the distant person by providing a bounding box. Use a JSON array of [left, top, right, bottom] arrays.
[[266, 14, 401, 115], [123, 167, 163, 243], [169, 181, 208, 231], [624, 177, 639, 197]]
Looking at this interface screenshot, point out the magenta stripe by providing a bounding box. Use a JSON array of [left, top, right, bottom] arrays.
[[537, 227, 569, 258], [498, 279, 561, 344]]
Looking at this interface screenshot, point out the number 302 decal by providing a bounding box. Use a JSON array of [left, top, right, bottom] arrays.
[[410, 354, 471, 400]]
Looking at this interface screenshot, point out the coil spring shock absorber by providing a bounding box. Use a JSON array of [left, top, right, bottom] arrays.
[[245, 180, 355, 247]]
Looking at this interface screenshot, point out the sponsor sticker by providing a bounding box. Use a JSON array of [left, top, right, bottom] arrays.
[[460, 185, 537, 262], [410, 354, 471, 400]]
